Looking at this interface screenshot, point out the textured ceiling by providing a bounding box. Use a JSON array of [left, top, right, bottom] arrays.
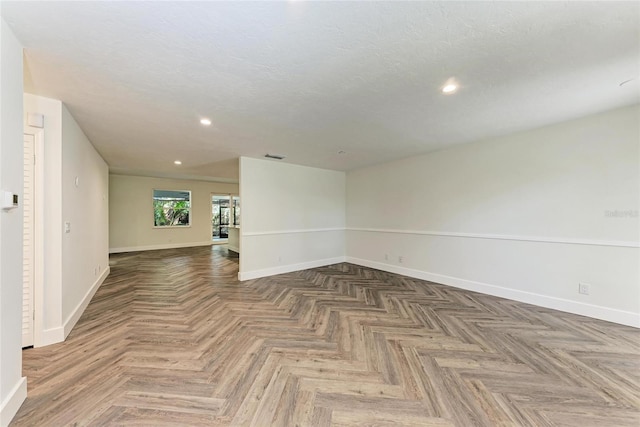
[[2, 1, 639, 182]]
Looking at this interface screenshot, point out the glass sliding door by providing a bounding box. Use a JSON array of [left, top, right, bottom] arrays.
[[212, 194, 240, 241], [212, 195, 230, 240], [232, 196, 240, 226]]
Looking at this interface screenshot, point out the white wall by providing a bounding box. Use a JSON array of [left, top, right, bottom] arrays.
[[227, 227, 239, 253], [346, 104, 640, 327], [239, 157, 345, 280], [0, 17, 27, 427], [23, 94, 110, 344], [61, 105, 109, 334], [109, 174, 238, 252]]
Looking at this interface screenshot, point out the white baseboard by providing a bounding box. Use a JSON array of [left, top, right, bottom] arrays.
[[238, 256, 346, 281], [227, 245, 239, 253], [63, 266, 111, 338], [39, 326, 65, 347], [346, 257, 640, 328], [0, 376, 26, 427], [109, 241, 213, 254]]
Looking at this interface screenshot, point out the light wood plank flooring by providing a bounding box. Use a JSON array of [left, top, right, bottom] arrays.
[[12, 246, 640, 426]]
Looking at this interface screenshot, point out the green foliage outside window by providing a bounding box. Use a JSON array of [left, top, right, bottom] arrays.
[[153, 190, 190, 226]]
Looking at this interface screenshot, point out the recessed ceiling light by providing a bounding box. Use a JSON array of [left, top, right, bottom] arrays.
[[174, 160, 182, 165], [200, 118, 212, 126], [442, 83, 458, 94]]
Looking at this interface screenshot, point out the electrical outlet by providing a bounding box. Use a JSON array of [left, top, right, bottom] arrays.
[[398, 255, 404, 264], [578, 283, 590, 295], [384, 254, 388, 261]]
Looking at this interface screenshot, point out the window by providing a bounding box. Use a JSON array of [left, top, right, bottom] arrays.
[[153, 190, 191, 227]]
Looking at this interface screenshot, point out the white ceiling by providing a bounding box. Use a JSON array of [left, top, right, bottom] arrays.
[[2, 2, 639, 183]]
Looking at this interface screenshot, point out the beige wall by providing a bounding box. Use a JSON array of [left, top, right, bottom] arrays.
[[109, 174, 238, 252], [61, 104, 109, 328]]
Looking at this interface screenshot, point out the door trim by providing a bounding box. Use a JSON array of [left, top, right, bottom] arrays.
[[24, 127, 45, 347]]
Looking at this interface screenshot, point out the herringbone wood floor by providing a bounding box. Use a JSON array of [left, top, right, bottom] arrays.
[[12, 246, 640, 426]]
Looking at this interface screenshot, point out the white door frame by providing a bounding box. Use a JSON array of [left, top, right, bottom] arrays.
[[24, 126, 45, 348]]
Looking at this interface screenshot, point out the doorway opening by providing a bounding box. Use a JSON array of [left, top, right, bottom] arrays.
[[212, 195, 230, 241], [211, 194, 240, 242]]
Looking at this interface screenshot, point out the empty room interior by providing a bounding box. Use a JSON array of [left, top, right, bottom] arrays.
[[0, 2, 639, 426]]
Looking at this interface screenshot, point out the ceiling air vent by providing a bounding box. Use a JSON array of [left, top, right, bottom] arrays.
[[264, 154, 286, 160]]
